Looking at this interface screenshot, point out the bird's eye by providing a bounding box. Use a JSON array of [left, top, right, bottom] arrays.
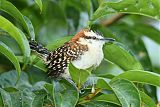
[[85, 36, 97, 40], [93, 36, 96, 39]]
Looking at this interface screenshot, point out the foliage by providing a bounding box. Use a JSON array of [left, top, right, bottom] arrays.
[[0, 0, 160, 107]]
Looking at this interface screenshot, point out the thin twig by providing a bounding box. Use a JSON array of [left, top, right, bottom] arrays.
[[101, 13, 126, 26], [78, 88, 102, 105], [85, 88, 101, 100]]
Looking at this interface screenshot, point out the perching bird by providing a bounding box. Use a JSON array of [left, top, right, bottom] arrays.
[[29, 29, 115, 79]]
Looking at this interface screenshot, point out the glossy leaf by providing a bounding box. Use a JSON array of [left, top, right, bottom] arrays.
[[0, 16, 30, 62], [109, 79, 141, 107], [81, 101, 120, 107], [1, 88, 21, 106], [52, 79, 79, 107], [94, 94, 121, 106], [23, 16, 35, 40], [29, 56, 47, 72], [104, 43, 143, 70], [112, 22, 160, 45], [47, 36, 72, 50], [0, 87, 46, 107], [0, 42, 21, 77], [34, 0, 43, 12], [32, 90, 47, 107], [111, 70, 160, 87], [0, 93, 3, 107], [0, 70, 32, 89], [69, 63, 91, 87], [44, 83, 53, 94], [0, 88, 12, 107], [96, 79, 112, 90], [0, 70, 48, 106], [142, 37, 160, 68], [133, 24, 160, 44], [91, 0, 160, 22], [21, 89, 36, 107], [101, 25, 152, 71], [17, 55, 47, 72], [4, 87, 22, 107], [0, 0, 35, 39], [140, 91, 156, 107]]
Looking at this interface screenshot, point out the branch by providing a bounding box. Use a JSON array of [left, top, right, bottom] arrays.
[[101, 13, 126, 26], [78, 88, 102, 105]]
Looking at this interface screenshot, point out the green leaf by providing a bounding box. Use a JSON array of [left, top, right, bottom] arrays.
[[109, 79, 141, 107], [81, 101, 120, 107], [91, 0, 160, 22], [2, 85, 46, 107], [52, 79, 79, 107], [97, 74, 115, 79], [106, 23, 152, 71], [34, 0, 43, 12], [0, 88, 12, 107], [0, 42, 21, 77], [47, 36, 72, 50], [112, 22, 160, 45], [0, 92, 3, 107], [0, 70, 32, 90], [133, 24, 160, 44], [23, 16, 35, 40], [21, 89, 36, 107], [17, 55, 47, 72], [44, 83, 53, 94], [69, 63, 91, 87], [111, 70, 160, 87], [94, 94, 121, 106], [7, 88, 45, 107], [0, 0, 35, 39], [143, 37, 160, 68], [140, 91, 156, 107], [32, 90, 47, 107], [97, 22, 153, 71], [104, 43, 143, 70], [0, 83, 47, 107], [29, 56, 47, 72], [0, 16, 30, 62], [1, 88, 21, 106], [4, 88, 22, 107], [96, 79, 112, 90]]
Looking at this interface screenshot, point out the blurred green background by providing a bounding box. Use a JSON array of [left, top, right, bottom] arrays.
[[0, 0, 160, 106]]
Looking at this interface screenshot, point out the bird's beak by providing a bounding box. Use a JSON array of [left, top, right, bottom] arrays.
[[100, 38, 115, 43]]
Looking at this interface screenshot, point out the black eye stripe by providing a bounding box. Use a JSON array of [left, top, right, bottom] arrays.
[[83, 36, 99, 40]]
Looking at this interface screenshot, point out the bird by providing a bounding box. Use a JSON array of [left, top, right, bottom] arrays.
[[29, 29, 115, 79]]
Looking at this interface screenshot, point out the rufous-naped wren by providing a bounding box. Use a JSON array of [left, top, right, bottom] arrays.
[[29, 29, 115, 78]]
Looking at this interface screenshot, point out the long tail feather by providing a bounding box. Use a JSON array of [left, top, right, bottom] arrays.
[[29, 40, 49, 56]]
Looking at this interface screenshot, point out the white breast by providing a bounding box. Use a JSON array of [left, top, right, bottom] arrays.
[[62, 41, 104, 78], [62, 35, 105, 78]]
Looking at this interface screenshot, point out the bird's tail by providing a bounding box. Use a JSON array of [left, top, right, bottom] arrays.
[[29, 40, 49, 56]]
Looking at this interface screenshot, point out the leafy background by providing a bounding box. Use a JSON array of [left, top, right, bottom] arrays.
[[0, 0, 160, 107]]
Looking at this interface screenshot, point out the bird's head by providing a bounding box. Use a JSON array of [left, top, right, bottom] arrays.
[[71, 29, 115, 46]]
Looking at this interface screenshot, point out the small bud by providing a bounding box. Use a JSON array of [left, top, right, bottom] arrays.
[[91, 85, 95, 93]]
